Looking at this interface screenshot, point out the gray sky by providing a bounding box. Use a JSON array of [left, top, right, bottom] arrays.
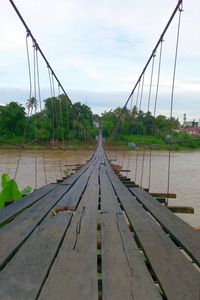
[[0, 0, 200, 122]]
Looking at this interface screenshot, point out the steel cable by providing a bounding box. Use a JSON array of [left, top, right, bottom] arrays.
[[167, 5, 183, 205]]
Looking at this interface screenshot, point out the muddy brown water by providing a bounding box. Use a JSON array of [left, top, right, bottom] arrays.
[[0, 148, 93, 190], [0, 148, 199, 227]]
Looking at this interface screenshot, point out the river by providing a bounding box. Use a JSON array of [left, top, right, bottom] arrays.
[[0, 148, 199, 228], [0, 148, 93, 191]]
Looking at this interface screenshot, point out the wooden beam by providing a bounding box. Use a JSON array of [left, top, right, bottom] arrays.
[[56, 179, 63, 183], [155, 198, 167, 204], [150, 193, 176, 199], [168, 206, 194, 214], [120, 179, 131, 183], [64, 163, 83, 167]]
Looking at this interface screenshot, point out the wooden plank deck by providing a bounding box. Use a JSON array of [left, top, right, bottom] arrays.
[[130, 187, 200, 266], [100, 165, 162, 300], [106, 164, 200, 300], [0, 212, 72, 300], [0, 136, 199, 300]]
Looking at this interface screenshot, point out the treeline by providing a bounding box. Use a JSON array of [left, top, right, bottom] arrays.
[[0, 95, 98, 144], [101, 106, 200, 149], [1, 98, 199, 149], [101, 106, 180, 138]]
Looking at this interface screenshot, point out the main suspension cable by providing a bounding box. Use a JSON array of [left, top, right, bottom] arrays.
[[147, 53, 156, 112], [139, 73, 145, 111], [116, 0, 183, 123], [8, 0, 74, 109], [9, 0, 89, 145], [153, 41, 163, 117]]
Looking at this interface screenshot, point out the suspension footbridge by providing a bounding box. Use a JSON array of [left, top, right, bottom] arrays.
[[0, 0, 200, 299], [0, 134, 200, 300]]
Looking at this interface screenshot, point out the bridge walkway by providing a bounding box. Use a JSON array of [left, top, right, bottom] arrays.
[[0, 136, 200, 300]]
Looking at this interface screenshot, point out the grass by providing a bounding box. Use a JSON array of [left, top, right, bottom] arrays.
[[104, 133, 200, 151], [0, 138, 97, 150]]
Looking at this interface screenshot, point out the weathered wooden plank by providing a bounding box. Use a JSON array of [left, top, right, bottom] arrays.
[[101, 213, 162, 300], [61, 162, 89, 184], [64, 163, 84, 166], [61, 151, 97, 185], [100, 167, 162, 299], [105, 164, 200, 300], [57, 164, 95, 210], [155, 197, 167, 204], [130, 187, 200, 266], [100, 165, 121, 213], [38, 164, 100, 300], [116, 197, 200, 299], [0, 184, 57, 227], [150, 192, 176, 199], [0, 212, 72, 300], [0, 158, 96, 270], [0, 184, 70, 269], [168, 206, 194, 213], [0, 151, 96, 226]]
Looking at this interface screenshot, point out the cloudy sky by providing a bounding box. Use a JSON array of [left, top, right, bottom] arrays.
[[0, 0, 200, 121]]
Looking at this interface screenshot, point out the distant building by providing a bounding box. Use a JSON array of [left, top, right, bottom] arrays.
[[93, 121, 100, 128], [184, 121, 199, 128], [182, 114, 200, 128], [184, 121, 193, 127]]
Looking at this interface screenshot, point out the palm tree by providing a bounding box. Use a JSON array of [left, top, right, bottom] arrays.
[[26, 97, 38, 116]]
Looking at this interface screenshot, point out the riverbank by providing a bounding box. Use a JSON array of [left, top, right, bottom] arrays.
[[104, 134, 200, 151], [1, 133, 200, 151], [0, 139, 97, 150]]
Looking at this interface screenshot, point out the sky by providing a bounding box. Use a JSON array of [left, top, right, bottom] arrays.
[[0, 0, 200, 121]]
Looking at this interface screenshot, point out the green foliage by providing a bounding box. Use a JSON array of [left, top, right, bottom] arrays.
[[21, 186, 32, 197], [26, 95, 97, 142], [0, 95, 98, 145], [101, 106, 180, 139], [101, 106, 200, 150], [171, 131, 200, 149], [1, 173, 10, 190], [0, 173, 32, 209], [0, 174, 21, 208], [0, 102, 26, 138]]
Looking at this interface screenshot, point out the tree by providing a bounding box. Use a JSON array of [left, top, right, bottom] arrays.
[[0, 102, 26, 137], [26, 97, 38, 116], [42, 96, 96, 142], [73, 102, 97, 140], [143, 112, 154, 134]]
